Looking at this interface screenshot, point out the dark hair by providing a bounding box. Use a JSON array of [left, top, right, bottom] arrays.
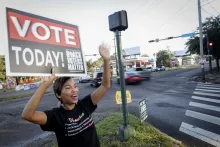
[[53, 77, 72, 102]]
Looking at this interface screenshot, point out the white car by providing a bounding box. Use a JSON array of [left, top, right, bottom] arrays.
[[79, 75, 91, 83]]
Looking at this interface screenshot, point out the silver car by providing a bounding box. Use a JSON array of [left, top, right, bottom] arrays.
[[127, 67, 151, 79]]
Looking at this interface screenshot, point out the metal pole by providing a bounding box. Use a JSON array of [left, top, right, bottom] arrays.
[[115, 30, 128, 126], [198, 0, 205, 80]]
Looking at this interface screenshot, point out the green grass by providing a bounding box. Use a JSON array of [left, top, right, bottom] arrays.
[[96, 113, 183, 147], [0, 91, 52, 102]]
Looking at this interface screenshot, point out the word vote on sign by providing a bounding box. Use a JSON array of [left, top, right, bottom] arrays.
[[6, 8, 85, 76]]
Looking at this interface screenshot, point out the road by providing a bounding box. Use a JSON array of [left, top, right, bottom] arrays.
[[0, 65, 219, 147]]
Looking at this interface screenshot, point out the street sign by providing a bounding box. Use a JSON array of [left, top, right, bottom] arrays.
[[139, 99, 148, 122], [200, 57, 206, 63], [115, 90, 132, 104], [181, 32, 196, 38]]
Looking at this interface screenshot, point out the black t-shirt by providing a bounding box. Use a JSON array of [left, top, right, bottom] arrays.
[[40, 94, 100, 147]]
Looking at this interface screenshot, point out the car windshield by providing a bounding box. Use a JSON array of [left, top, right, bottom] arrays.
[[127, 68, 135, 72], [136, 68, 143, 71]]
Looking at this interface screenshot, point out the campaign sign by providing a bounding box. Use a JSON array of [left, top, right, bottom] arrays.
[[139, 99, 148, 122], [29, 84, 36, 89], [6, 8, 86, 76]]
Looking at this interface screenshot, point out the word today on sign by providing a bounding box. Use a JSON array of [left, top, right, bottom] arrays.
[[5, 8, 86, 76]]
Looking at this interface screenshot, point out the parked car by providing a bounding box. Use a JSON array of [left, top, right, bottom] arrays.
[[146, 67, 156, 72], [152, 67, 157, 72], [90, 72, 112, 87], [117, 71, 142, 85], [127, 67, 151, 79], [79, 74, 91, 83], [157, 65, 166, 71], [90, 72, 103, 87]]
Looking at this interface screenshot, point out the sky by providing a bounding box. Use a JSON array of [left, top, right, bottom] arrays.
[[0, 0, 219, 61]]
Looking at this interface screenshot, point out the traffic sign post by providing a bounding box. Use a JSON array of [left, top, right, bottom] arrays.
[[108, 10, 135, 142]]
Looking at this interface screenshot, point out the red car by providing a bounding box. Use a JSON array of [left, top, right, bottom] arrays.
[[117, 72, 142, 85]]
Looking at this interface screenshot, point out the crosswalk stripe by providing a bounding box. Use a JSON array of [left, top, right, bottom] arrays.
[[192, 96, 220, 104], [196, 86, 220, 90], [179, 122, 220, 147], [189, 102, 220, 112], [195, 88, 220, 93], [185, 110, 220, 126], [193, 91, 220, 97], [197, 83, 220, 87], [198, 83, 220, 85]]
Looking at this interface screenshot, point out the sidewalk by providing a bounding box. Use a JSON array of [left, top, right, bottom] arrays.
[[202, 70, 220, 84]]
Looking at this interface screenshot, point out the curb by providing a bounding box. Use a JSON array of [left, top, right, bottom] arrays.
[[0, 91, 54, 103]]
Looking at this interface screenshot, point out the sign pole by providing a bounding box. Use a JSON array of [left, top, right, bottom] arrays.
[[115, 30, 128, 126], [115, 30, 135, 141], [198, 0, 205, 81]]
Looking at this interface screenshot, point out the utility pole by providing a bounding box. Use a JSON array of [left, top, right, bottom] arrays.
[[113, 36, 119, 76], [198, 0, 205, 80]]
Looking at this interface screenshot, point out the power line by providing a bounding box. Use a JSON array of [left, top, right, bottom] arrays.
[[201, 7, 216, 16], [201, 0, 218, 6], [131, 0, 164, 20], [130, 0, 151, 18], [206, 0, 220, 15], [159, 0, 193, 27]]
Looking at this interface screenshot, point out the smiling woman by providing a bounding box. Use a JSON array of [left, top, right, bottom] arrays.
[[21, 43, 111, 147]]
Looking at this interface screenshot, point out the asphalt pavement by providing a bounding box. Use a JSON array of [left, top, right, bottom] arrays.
[[0, 64, 219, 147]]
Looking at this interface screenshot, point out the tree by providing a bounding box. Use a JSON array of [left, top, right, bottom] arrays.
[[186, 16, 220, 72], [0, 55, 6, 81], [156, 49, 174, 67], [86, 59, 94, 72]]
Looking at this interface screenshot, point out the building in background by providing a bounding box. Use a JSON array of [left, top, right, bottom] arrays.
[[110, 46, 154, 75], [172, 50, 197, 66]]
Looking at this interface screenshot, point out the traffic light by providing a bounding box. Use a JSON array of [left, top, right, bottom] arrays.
[[209, 42, 213, 46], [148, 40, 155, 43], [166, 37, 173, 40]]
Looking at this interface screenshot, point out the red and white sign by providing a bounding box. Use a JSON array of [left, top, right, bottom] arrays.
[[6, 8, 85, 76]]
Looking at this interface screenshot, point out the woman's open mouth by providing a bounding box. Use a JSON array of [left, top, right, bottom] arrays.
[[72, 95, 78, 100]]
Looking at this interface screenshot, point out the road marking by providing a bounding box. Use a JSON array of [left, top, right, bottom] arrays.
[[189, 102, 220, 112], [197, 83, 220, 87], [185, 110, 220, 126], [192, 96, 220, 104], [179, 122, 220, 147], [198, 83, 220, 85], [193, 91, 220, 97], [195, 88, 220, 93], [196, 86, 220, 90]]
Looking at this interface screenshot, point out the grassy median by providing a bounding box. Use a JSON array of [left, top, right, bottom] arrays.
[[97, 113, 183, 147]]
